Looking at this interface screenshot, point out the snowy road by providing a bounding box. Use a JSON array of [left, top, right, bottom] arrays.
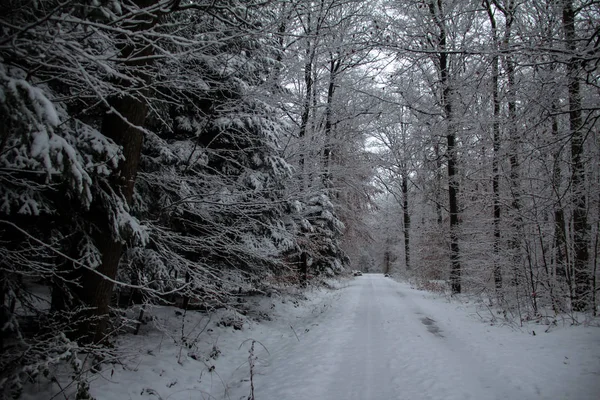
[[90, 274, 600, 400], [249, 274, 600, 400]]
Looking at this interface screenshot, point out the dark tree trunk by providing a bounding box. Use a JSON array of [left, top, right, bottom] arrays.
[[429, 0, 460, 294], [593, 193, 599, 316], [402, 174, 411, 271], [79, 0, 155, 342], [384, 250, 391, 275], [502, 2, 523, 289], [299, 252, 309, 285], [447, 131, 461, 295], [296, 13, 314, 282], [433, 142, 444, 226], [485, 0, 503, 296], [81, 97, 147, 342], [551, 103, 569, 280], [551, 102, 573, 305], [322, 58, 341, 187], [562, 0, 590, 312]]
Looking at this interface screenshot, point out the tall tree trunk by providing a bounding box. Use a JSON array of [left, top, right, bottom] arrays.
[[485, 0, 503, 297], [493, 0, 522, 295], [447, 118, 461, 294], [503, 2, 523, 290], [562, 0, 590, 312], [430, 0, 461, 294], [398, 114, 411, 271], [434, 142, 444, 226], [552, 104, 568, 275], [402, 173, 411, 271], [551, 102, 572, 306], [297, 5, 315, 282], [80, 0, 156, 342], [298, 4, 315, 186], [384, 249, 391, 275], [593, 189, 599, 316], [322, 58, 341, 187]]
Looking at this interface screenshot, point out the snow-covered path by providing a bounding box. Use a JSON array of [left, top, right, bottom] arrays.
[[90, 274, 600, 400], [249, 274, 600, 400]]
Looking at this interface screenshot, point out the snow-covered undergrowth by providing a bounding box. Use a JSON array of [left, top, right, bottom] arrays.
[[406, 275, 600, 329], [73, 279, 349, 400]]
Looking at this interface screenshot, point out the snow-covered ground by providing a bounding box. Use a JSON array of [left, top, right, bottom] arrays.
[[88, 274, 600, 400]]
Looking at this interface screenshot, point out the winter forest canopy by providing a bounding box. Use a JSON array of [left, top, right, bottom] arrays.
[[0, 0, 598, 397]]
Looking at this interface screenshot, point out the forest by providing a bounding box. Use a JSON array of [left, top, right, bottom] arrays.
[[0, 0, 598, 398]]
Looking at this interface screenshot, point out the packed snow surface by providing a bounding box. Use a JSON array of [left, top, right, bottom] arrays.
[[91, 274, 600, 400]]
